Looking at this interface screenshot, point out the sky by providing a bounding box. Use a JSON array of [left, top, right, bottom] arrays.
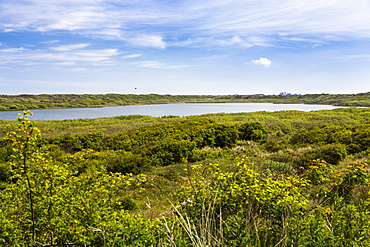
[[1, 0, 370, 95]]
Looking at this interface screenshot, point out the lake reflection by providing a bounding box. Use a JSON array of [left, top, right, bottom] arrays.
[[0, 103, 346, 121]]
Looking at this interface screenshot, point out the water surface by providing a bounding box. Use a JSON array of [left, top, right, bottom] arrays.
[[0, 103, 346, 121]]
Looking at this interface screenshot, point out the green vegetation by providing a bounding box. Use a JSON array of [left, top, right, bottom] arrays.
[[1, 107, 370, 246], [0, 92, 370, 111]]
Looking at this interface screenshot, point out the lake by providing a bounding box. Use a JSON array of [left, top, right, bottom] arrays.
[[0, 103, 347, 121]]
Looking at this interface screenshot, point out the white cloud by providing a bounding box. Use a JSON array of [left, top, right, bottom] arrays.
[[169, 37, 205, 47], [41, 40, 60, 44], [341, 54, 370, 59], [0, 47, 27, 53], [55, 61, 76, 66], [125, 35, 167, 49], [1, 0, 370, 49], [133, 61, 188, 69], [70, 67, 88, 72], [45, 49, 120, 62], [0, 46, 120, 65], [50, 43, 90, 51], [215, 36, 253, 48], [251, 58, 272, 67], [122, 54, 142, 59]]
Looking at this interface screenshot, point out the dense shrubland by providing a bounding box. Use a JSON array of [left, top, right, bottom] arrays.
[[1, 107, 370, 246]]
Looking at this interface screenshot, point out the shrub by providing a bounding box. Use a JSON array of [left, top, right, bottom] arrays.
[[139, 139, 196, 166], [114, 195, 139, 211], [347, 125, 370, 154], [106, 153, 150, 174], [174, 159, 309, 246], [0, 163, 10, 182], [213, 123, 239, 148], [0, 112, 154, 246], [238, 122, 268, 143], [264, 138, 289, 152], [50, 131, 105, 153], [296, 144, 347, 167]]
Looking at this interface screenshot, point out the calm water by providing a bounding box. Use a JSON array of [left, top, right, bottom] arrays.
[[0, 103, 346, 121]]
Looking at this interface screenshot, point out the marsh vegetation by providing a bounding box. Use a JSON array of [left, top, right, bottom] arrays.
[[1, 105, 370, 246]]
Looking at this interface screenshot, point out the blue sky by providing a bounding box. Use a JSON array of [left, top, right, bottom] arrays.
[[1, 0, 370, 95]]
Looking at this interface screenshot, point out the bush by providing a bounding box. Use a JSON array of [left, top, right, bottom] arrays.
[[238, 122, 268, 143], [213, 123, 239, 148], [296, 144, 347, 167], [0, 163, 10, 183], [114, 195, 139, 211], [173, 160, 309, 246], [106, 153, 150, 174], [0, 113, 155, 246], [347, 124, 370, 154], [43, 131, 104, 153], [264, 138, 289, 152], [146, 140, 196, 166]]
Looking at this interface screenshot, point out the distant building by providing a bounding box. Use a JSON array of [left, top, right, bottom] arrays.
[[279, 92, 301, 96]]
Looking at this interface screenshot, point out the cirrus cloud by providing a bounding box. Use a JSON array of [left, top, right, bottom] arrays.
[[122, 54, 142, 59], [2, 0, 370, 50], [0, 45, 120, 66], [133, 61, 188, 69], [49, 43, 90, 51], [124, 35, 167, 49]]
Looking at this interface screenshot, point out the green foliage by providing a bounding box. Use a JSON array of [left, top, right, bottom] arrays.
[[264, 138, 289, 152], [160, 159, 370, 246], [2, 107, 370, 245], [106, 153, 151, 174], [42, 131, 104, 153], [143, 139, 197, 166], [297, 144, 347, 167], [238, 121, 268, 143], [288, 123, 370, 156], [114, 195, 139, 211], [293, 162, 370, 246], [213, 123, 239, 148], [301, 160, 333, 185], [0, 112, 155, 246], [347, 124, 370, 154], [332, 161, 370, 203], [172, 159, 309, 246], [0, 163, 11, 183]]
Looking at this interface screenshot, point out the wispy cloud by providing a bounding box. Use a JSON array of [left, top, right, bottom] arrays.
[[122, 54, 142, 59], [133, 61, 188, 69], [41, 40, 60, 44], [1, 0, 370, 50], [341, 54, 370, 59], [38, 49, 120, 63], [124, 35, 167, 49], [215, 36, 253, 48], [55, 62, 76, 66], [0, 45, 120, 65], [50, 43, 90, 51], [0, 47, 28, 53]]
